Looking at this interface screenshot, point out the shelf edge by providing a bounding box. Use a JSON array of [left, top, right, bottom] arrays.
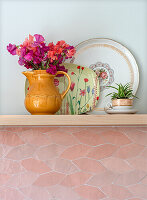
[[0, 114, 147, 126]]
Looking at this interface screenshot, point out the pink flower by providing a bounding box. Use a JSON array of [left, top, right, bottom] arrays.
[[34, 34, 45, 43], [7, 35, 75, 73], [23, 38, 29, 47], [48, 42, 55, 50], [100, 71, 107, 79], [18, 57, 25, 65], [47, 51, 57, 62], [23, 35, 34, 47], [80, 89, 86, 96], [67, 48, 76, 57], [56, 40, 69, 48], [7, 44, 17, 55], [16, 48, 21, 56], [70, 82, 75, 91], [20, 47, 26, 57], [54, 79, 59, 86], [24, 52, 33, 61], [71, 72, 74, 75], [28, 34, 34, 43]]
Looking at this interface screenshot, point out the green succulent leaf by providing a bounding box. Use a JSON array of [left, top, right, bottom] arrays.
[[106, 83, 138, 100]]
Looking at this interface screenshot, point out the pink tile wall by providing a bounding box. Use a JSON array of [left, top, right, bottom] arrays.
[[0, 126, 147, 200]]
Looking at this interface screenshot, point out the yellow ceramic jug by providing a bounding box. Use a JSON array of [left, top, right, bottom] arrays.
[[22, 70, 71, 115]]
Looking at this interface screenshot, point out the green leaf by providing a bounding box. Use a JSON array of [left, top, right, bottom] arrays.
[[78, 100, 80, 105], [105, 82, 138, 99], [106, 85, 118, 90], [69, 94, 74, 115]]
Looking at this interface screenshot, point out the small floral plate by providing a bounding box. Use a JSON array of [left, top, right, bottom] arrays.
[[25, 63, 100, 115]]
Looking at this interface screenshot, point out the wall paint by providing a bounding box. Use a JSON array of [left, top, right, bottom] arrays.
[[0, 0, 147, 114], [0, 126, 147, 200]]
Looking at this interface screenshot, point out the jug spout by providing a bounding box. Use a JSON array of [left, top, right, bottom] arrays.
[[22, 71, 34, 86]]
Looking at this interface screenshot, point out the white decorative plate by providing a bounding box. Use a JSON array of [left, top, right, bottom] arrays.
[[70, 38, 139, 114]]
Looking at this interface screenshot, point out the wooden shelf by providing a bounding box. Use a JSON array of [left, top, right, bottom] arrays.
[[0, 114, 147, 126]]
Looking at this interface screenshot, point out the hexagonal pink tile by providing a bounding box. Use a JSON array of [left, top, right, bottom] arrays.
[[19, 129, 52, 146], [20, 186, 52, 200], [0, 131, 24, 146], [60, 144, 91, 160], [75, 185, 105, 200], [87, 170, 117, 187], [5, 144, 36, 160], [48, 185, 80, 200], [54, 158, 78, 174], [51, 131, 79, 146], [101, 157, 132, 173], [125, 130, 147, 146], [33, 172, 65, 187], [101, 184, 132, 200], [99, 131, 131, 146], [128, 157, 147, 172], [73, 129, 104, 146], [114, 143, 144, 159], [0, 159, 22, 174], [36, 144, 66, 160], [61, 172, 91, 187], [114, 170, 146, 186], [128, 184, 147, 199], [6, 172, 38, 188], [21, 158, 51, 173], [87, 144, 118, 160], [0, 174, 11, 186], [0, 187, 25, 200], [73, 158, 106, 173]]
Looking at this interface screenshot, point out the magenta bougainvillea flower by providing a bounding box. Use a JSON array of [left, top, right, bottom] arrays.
[[7, 44, 17, 55], [7, 34, 76, 75], [46, 65, 57, 74], [24, 52, 33, 61]]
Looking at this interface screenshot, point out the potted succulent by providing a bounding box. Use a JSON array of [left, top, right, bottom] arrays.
[[7, 34, 76, 115], [106, 83, 138, 107]]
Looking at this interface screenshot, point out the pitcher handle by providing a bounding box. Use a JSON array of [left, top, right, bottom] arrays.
[[55, 71, 71, 100]]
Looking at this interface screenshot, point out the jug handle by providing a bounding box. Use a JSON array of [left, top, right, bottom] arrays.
[[55, 71, 71, 100]]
